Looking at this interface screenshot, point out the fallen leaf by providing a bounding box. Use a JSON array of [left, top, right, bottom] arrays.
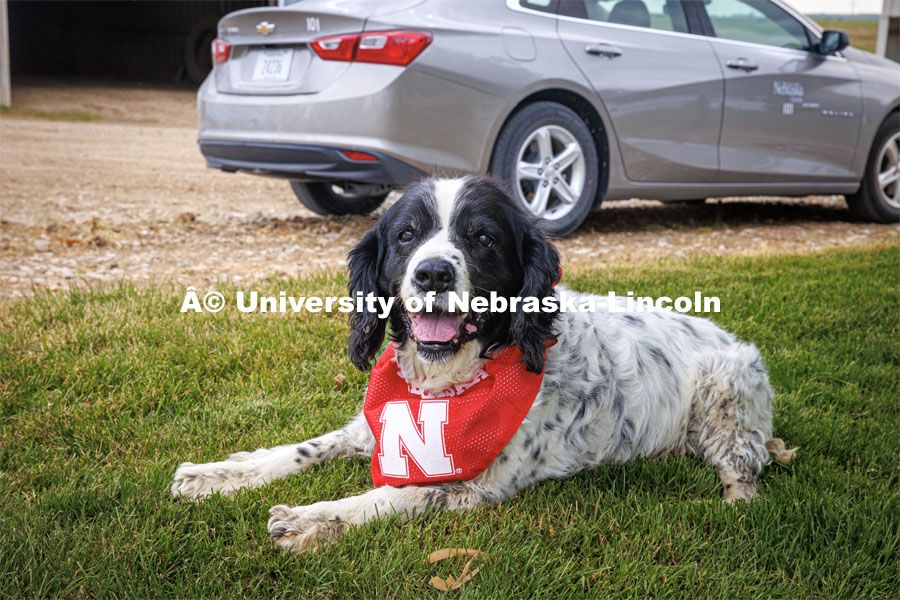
[[429, 577, 449, 591], [53, 234, 83, 246], [426, 548, 487, 591], [766, 438, 799, 465], [427, 548, 486, 563], [451, 557, 482, 590]]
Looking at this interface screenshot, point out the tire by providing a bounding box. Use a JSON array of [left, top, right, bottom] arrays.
[[490, 101, 600, 237], [846, 114, 900, 223], [184, 17, 219, 85], [289, 181, 390, 216]]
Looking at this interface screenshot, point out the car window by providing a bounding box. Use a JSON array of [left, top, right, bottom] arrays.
[[558, 0, 689, 34], [519, 0, 558, 14], [703, 0, 810, 50]]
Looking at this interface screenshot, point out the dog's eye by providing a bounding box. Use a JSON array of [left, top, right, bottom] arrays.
[[398, 230, 415, 244], [477, 234, 494, 248]]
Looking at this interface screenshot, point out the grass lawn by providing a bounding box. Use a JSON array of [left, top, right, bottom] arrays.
[[0, 105, 102, 122], [1, 242, 898, 598]]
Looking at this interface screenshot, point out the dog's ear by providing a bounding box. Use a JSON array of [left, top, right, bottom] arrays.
[[511, 220, 560, 373], [347, 223, 388, 371]]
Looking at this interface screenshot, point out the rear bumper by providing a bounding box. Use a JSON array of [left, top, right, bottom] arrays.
[[197, 62, 506, 176], [199, 139, 425, 184]]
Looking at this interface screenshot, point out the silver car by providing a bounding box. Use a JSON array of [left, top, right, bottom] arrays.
[[199, 0, 900, 236]]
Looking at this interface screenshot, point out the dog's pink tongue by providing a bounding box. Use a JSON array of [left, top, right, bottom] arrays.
[[412, 313, 463, 343]]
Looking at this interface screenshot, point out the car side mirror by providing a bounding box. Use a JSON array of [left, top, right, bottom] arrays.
[[815, 30, 849, 55]]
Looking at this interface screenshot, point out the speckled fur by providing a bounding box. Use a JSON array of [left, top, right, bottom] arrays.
[[171, 177, 775, 552]]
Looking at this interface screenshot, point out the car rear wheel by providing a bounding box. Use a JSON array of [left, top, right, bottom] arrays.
[[289, 181, 391, 216], [490, 102, 600, 237], [846, 114, 900, 223], [183, 16, 219, 85]]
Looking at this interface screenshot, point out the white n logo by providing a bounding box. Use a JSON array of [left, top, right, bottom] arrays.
[[378, 400, 454, 478]]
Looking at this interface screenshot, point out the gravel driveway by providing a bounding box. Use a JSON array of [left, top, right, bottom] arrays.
[[1, 82, 896, 298]]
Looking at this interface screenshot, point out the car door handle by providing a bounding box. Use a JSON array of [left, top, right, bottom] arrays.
[[584, 43, 622, 58], [725, 58, 759, 72]]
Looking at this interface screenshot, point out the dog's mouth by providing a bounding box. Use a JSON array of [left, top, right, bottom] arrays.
[[405, 308, 484, 361]]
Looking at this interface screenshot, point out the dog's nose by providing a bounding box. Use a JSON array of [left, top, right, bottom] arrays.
[[413, 259, 455, 293]]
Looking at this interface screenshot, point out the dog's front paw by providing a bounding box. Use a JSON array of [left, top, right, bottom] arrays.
[[267, 504, 349, 553], [171, 460, 262, 500]]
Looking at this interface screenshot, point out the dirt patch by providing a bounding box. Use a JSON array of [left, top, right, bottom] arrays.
[[1, 82, 897, 298], [0, 117, 290, 227]]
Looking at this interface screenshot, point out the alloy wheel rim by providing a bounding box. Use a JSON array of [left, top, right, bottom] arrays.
[[876, 132, 900, 210], [514, 125, 586, 220]]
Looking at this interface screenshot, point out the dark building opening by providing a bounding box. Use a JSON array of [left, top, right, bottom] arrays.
[[8, 0, 269, 85]]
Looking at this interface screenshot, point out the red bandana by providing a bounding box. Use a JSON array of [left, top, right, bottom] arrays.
[[363, 343, 552, 487]]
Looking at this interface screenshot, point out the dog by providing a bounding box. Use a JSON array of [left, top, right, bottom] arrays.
[[171, 176, 778, 553]]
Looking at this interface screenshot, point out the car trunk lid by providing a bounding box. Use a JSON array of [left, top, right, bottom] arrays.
[[214, 0, 424, 95]]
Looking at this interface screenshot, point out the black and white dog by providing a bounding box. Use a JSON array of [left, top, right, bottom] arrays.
[[172, 176, 777, 553]]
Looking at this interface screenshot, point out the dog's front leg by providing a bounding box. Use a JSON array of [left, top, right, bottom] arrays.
[[267, 482, 483, 553], [171, 413, 373, 500]]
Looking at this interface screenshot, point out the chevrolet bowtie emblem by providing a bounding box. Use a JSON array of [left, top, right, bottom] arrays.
[[256, 21, 275, 36]]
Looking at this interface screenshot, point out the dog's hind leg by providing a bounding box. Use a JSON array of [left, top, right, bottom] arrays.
[[171, 413, 373, 500], [686, 343, 774, 503]]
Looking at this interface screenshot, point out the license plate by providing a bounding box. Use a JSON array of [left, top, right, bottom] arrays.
[[252, 49, 293, 82]]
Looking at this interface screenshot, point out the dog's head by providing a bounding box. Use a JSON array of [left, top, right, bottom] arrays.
[[348, 176, 560, 374]]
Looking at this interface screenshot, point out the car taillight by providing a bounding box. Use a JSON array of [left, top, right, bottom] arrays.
[[212, 38, 231, 65], [311, 34, 357, 62], [311, 30, 432, 67], [340, 150, 378, 162], [356, 31, 432, 66]]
